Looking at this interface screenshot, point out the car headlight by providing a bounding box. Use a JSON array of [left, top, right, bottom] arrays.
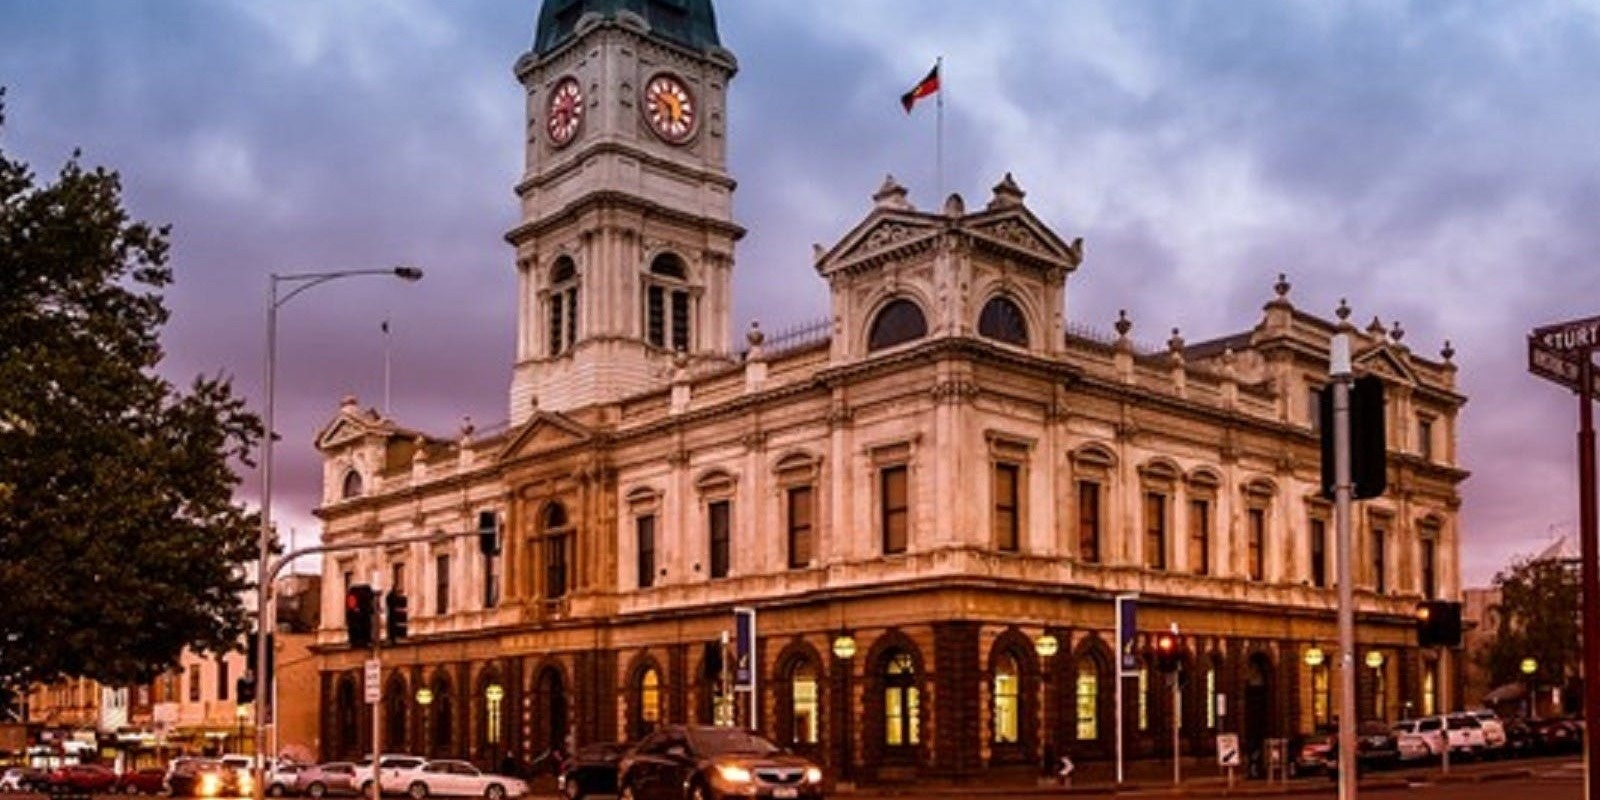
[[715, 765, 752, 784], [199, 774, 221, 796], [240, 774, 255, 792], [804, 768, 823, 784]]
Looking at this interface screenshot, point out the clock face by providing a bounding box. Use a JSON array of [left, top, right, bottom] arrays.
[[643, 74, 696, 143], [546, 77, 584, 147]]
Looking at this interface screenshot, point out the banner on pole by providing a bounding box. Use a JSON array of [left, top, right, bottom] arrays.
[[734, 607, 756, 690], [1116, 594, 1138, 676]]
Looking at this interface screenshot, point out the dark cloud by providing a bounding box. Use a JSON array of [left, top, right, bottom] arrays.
[[5, 0, 1598, 585]]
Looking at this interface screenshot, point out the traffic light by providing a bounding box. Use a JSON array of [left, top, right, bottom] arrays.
[[246, 632, 275, 696], [478, 510, 501, 557], [345, 584, 376, 648], [1154, 633, 1181, 674], [386, 592, 409, 643], [1318, 376, 1388, 500], [236, 675, 256, 705], [1416, 600, 1462, 648]]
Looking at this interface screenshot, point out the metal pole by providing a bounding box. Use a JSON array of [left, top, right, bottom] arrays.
[[1116, 668, 1124, 785], [1439, 647, 1450, 775], [1171, 676, 1181, 786], [1577, 351, 1599, 800], [1332, 333, 1358, 800], [254, 277, 278, 800], [371, 612, 382, 800]]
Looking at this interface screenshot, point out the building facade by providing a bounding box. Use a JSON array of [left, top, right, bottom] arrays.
[[309, 0, 1469, 781]]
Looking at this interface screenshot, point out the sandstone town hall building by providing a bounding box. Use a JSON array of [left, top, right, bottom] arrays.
[[309, 0, 1469, 781]]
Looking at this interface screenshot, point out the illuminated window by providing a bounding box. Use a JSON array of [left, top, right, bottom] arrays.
[[1312, 665, 1331, 728], [1137, 667, 1149, 731], [993, 653, 1019, 744], [1422, 664, 1437, 717], [1205, 665, 1217, 729], [884, 652, 920, 747], [791, 661, 819, 745], [1075, 661, 1099, 740]]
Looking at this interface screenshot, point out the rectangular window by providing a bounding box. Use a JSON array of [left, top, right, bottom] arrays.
[[647, 285, 665, 347], [1078, 481, 1100, 563], [1144, 493, 1166, 571], [708, 500, 731, 579], [1248, 508, 1266, 581], [435, 554, 451, 615], [881, 466, 909, 555], [637, 515, 656, 589], [217, 656, 229, 701], [565, 287, 578, 351], [1421, 538, 1437, 599], [1371, 525, 1387, 593], [188, 664, 201, 703], [994, 463, 1020, 552], [484, 549, 500, 609], [787, 486, 814, 568], [1311, 518, 1328, 588], [391, 562, 406, 596], [550, 296, 564, 355], [546, 534, 569, 598], [1418, 417, 1434, 461], [670, 290, 690, 352], [1188, 498, 1210, 575]]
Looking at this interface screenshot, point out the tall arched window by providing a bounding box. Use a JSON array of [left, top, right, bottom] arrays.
[[978, 296, 1029, 346], [645, 253, 691, 351], [867, 299, 928, 352], [341, 470, 364, 500], [336, 677, 359, 757], [384, 678, 407, 750], [1075, 660, 1099, 741], [791, 661, 819, 745], [1312, 664, 1332, 727], [431, 677, 453, 757], [542, 502, 572, 599], [632, 666, 662, 740], [548, 256, 579, 356], [992, 652, 1019, 744], [883, 651, 920, 748]]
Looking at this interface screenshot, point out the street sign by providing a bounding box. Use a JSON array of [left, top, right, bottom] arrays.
[[1528, 336, 1600, 398], [733, 607, 755, 690], [364, 658, 380, 704], [1116, 595, 1138, 676], [1217, 733, 1240, 767], [1534, 315, 1600, 352]]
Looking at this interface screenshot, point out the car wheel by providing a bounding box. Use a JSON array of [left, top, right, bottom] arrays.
[[689, 782, 709, 800], [408, 783, 428, 800], [483, 785, 505, 800], [360, 781, 375, 799], [618, 784, 636, 800], [270, 785, 287, 798], [307, 783, 326, 800]]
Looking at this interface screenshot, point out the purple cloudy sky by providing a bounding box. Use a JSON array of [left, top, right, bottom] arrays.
[[4, 1, 1598, 587]]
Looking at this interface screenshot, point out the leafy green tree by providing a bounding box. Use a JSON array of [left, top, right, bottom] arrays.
[[0, 90, 263, 690], [1481, 554, 1580, 693]]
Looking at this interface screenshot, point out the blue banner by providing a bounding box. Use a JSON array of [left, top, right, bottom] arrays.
[[734, 607, 755, 689], [1116, 595, 1138, 676]]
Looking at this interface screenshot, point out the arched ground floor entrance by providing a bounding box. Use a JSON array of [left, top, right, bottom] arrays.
[[313, 587, 1455, 783]]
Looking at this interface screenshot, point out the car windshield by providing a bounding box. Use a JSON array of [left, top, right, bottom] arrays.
[[1448, 716, 1480, 729], [687, 728, 781, 756]]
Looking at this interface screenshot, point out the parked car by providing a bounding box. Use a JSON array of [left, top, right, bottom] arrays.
[[1289, 732, 1335, 776], [618, 725, 824, 800], [1393, 717, 1448, 758], [168, 758, 249, 798], [1465, 709, 1508, 755], [1, 768, 46, 793], [118, 767, 170, 794], [381, 759, 528, 800], [298, 762, 362, 799], [560, 743, 632, 800], [1529, 718, 1584, 754], [1445, 713, 1489, 758], [48, 764, 120, 793], [266, 763, 310, 797], [1325, 722, 1402, 775], [356, 756, 426, 798], [1502, 718, 1539, 757]]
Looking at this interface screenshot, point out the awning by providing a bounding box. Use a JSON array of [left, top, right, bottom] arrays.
[[1482, 682, 1527, 704]]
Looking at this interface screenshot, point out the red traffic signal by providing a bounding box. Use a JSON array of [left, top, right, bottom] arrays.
[[1154, 633, 1181, 674], [345, 584, 375, 648]]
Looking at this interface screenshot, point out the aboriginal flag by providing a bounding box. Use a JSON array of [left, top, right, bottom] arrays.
[[900, 63, 940, 112]]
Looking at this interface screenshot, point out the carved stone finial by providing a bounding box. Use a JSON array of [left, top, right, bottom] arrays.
[[812, 243, 826, 260], [1367, 315, 1386, 337], [1335, 298, 1351, 322], [1168, 327, 1185, 353], [459, 416, 475, 439], [988, 172, 1026, 209], [873, 174, 911, 210], [747, 320, 765, 348], [341, 394, 360, 411], [943, 192, 966, 218], [1441, 340, 1455, 363], [1114, 309, 1132, 338], [1390, 320, 1405, 344], [1274, 273, 1290, 298]]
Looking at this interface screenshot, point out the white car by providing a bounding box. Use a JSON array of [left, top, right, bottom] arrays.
[[383, 760, 527, 800], [360, 757, 426, 798], [1393, 717, 1447, 757], [1445, 713, 1489, 757], [1, 768, 33, 793], [1467, 709, 1509, 753]]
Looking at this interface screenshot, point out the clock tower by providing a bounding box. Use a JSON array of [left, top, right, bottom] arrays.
[[507, 0, 742, 424]]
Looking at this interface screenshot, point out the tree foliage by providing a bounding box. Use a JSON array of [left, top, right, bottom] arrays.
[[1481, 554, 1580, 691], [0, 90, 263, 688]]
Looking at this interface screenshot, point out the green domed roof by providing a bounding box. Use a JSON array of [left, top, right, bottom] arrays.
[[534, 0, 722, 57]]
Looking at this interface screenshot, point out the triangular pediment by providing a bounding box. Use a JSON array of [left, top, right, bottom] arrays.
[[314, 403, 392, 452], [499, 411, 596, 461], [815, 209, 943, 278], [1354, 344, 1418, 386], [964, 206, 1082, 269]]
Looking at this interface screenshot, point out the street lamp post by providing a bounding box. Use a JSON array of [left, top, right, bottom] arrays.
[[1522, 658, 1539, 720], [254, 266, 422, 800], [1034, 633, 1060, 784]]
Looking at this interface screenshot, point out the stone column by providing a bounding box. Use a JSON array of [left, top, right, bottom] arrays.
[[933, 621, 981, 777]]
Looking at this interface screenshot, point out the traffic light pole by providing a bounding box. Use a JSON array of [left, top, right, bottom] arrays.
[[370, 622, 382, 800], [1578, 351, 1599, 800], [251, 528, 469, 800], [1332, 335, 1358, 800]]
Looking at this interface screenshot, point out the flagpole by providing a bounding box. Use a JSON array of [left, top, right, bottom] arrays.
[[935, 55, 944, 201], [382, 318, 392, 418]]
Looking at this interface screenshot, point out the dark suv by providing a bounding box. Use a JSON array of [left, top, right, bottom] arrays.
[[617, 726, 823, 800]]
